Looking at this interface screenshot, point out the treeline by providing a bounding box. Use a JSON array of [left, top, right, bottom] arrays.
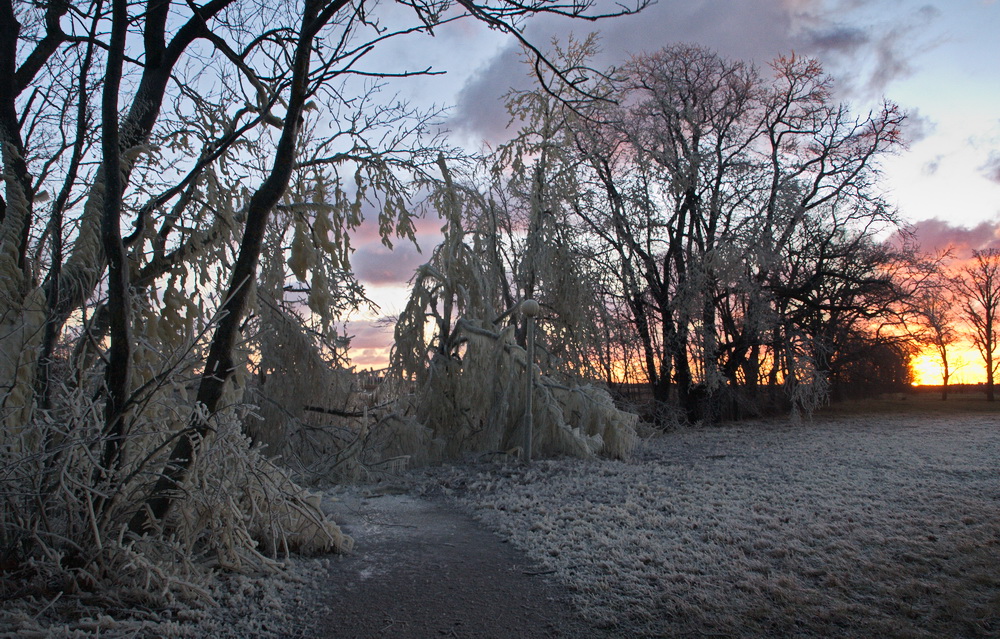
[[412, 37, 912, 423]]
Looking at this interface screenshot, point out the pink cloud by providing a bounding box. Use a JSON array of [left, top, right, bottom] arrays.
[[908, 217, 1000, 256], [349, 204, 444, 286], [352, 241, 426, 286], [343, 318, 396, 370]]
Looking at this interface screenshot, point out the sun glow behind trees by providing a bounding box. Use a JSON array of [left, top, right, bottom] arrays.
[[910, 342, 981, 386]]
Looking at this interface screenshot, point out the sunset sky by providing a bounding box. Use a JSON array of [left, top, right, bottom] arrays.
[[343, 0, 1000, 374]]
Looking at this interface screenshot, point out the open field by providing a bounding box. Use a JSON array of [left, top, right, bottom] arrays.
[[5, 411, 999, 637], [426, 413, 1000, 638], [819, 388, 1000, 417]]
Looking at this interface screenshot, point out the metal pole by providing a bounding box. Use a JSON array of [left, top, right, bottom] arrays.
[[521, 299, 539, 463]]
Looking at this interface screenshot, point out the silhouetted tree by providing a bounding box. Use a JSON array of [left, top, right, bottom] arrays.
[[954, 248, 1000, 401]]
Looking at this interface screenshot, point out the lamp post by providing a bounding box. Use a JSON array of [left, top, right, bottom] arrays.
[[521, 299, 539, 463]]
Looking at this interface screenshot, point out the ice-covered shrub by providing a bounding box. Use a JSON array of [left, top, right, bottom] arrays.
[[0, 345, 347, 615]]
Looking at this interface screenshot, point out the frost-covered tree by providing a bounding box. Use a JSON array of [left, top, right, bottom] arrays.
[[493, 35, 612, 377], [0, 0, 648, 611], [493, 42, 905, 422], [392, 155, 638, 460]]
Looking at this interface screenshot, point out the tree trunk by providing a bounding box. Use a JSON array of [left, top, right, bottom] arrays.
[[940, 355, 949, 401], [987, 351, 995, 402], [98, 0, 131, 479], [129, 0, 330, 535], [630, 293, 659, 395]]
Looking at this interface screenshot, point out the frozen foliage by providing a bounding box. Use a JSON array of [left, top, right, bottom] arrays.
[[0, 378, 347, 631], [428, 415, 1000, 637], [0, 556, 334, 638], [400, 320, 639, 461], [390, 157, 639, 463]]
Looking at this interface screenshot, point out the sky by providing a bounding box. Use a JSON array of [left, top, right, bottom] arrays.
[[343, 0, 1000, 371]]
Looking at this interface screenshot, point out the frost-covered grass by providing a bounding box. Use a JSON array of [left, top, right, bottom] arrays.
[[7, 413, 999, 637], [0, 557, 331, 638], [429, 414, 1000, 638]]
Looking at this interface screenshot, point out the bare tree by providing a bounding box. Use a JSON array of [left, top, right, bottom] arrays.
[[561, 45, 903, 421], [918, 290, 960, 399], [954, 248, 1000, 401], [900, 248, 961, 399]]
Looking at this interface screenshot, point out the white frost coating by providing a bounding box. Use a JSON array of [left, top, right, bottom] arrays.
[[389, 156, 637, 463], [0, 384, 349, 635], [1, 556, 336, 638], [58, 175, 106, 311], [431, 414, 1000, 638], [0, 147, 36, 433], [400, 319, 637, 461], [0, 287, 47, 437]]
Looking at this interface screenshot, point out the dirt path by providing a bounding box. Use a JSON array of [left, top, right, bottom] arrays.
[[303, 489, 602, 639]]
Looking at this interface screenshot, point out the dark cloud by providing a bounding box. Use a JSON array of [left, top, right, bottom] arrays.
[[351, 240, 427, 286], [801, 25, 870, 53], [908, 217, 1000, 255], [451, 0, 804, 144], [899, 108, 936, 146], [450, 57, 523, 145], [805, 4, 942, 99], [980, 152, 1000, 184], [450, 0, 944, 144]]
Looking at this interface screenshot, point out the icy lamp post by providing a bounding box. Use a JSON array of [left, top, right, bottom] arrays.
[[521, 299, 539, 463]]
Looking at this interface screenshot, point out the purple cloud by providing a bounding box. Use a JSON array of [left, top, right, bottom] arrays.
[[908, 217, 1000, 254], [342, 317, 396, 369], [351, 241, 427, 286], [980, 152, 1000, 184], [449, 0, 944, 144]]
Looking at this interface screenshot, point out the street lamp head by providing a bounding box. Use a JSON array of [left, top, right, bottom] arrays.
[[520, 299, 540, 317]]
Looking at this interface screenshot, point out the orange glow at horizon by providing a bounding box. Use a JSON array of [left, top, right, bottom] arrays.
[[909, 341, 986, 386]]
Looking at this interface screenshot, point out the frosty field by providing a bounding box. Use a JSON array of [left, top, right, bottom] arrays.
[[426, 413, 1000, 638], [5, 412, 999, 638]]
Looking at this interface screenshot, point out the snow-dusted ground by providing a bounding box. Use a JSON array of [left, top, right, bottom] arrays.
[[423, 414, 1000, 638], [6, 413, 999, 637], [1, 558, 332, 639]]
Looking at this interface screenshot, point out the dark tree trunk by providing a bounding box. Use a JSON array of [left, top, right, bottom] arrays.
[[43, 0, 237, 344], [987, 362, 995, 402], [129, 0, 336, 535], [0, 0, 35, 272], [98, 0, 131, 477], [630, 293, 660, 396], [940, 356, 949, 401]]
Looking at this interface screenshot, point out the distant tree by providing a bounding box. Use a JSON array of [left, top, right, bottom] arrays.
[[953, 248, 1000, 401], [830, 336, 911, 398], [919, 294, 960, 399], [559, 45, 903, 420], [771, 212, 908, 403], [904, 250, 961, 399]]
